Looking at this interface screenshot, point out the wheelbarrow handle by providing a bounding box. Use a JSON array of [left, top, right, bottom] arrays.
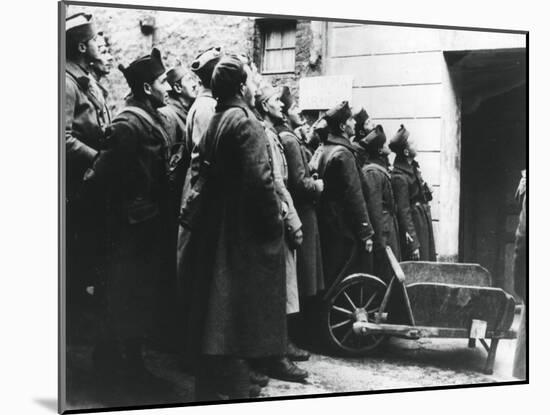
[[386, 246, 406, 283]]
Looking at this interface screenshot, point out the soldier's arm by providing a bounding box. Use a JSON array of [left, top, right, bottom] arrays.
[[363, 169, 385, 248], [267, 137, 302, 235], [391, 174, 419, 251], [236, 115, 283, 238], [85, 120, 137, 192], [65, 79, 98, 165], [335, 150, 374, 241], [280, 132, 319, 202]]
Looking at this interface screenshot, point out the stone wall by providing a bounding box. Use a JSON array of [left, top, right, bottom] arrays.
[[252, 19, 324, 101], [65, 4, 319, 115], [66, 4, 255, 114]]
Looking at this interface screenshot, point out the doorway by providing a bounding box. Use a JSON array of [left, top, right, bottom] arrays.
[[446, 49, 526, 294]]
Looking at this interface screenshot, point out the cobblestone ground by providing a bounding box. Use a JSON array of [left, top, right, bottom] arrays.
[[65, 313, 522, 411]]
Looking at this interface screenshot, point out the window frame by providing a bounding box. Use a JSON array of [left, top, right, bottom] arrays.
[[260, 20, 297, 75]]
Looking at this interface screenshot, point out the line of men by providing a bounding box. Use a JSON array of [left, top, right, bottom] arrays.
[[65, 12, 436, 402]]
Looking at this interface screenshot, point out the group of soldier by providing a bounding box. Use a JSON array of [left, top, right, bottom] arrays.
[[65, 12, 437, 402]]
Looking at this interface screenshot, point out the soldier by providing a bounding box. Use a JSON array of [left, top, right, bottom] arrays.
[[360, 125, 401, 281], [84, 48, 175, 386], [186, 46, 223, 148], [316, 101, 374, 290], [513, 171, 526, 379], [351, 107, 373, 168], [254, 83, 310, 381], [176, 47, 223, 282], [276, 86, 324, 343], [179, 55, 288, 399], [389, 125, 436, 261], [89, 32, 114, 91], [65, 13, 111, 345], [165, 65, 197, 127]]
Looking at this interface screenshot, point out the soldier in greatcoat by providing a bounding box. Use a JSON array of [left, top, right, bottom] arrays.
[[176, 47, 223, 288], [275, 87, 325, 347], [254, 83, 310, 381], [316, 101, 375, 289], [84, 48, 176, 382], [360, 125, 401, 282], [65, 13, 111, 346], [389, 125, 436, 261], [179, 55, 288, 399], [165, 65, 197, 127]]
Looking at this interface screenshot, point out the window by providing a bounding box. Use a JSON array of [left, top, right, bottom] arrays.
[[261, 22, 296, 74]]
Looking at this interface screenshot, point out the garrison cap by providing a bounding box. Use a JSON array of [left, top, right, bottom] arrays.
[[191, 46, 223, 85], [325, 101, 353, 129], [66, 13, 97, 44], [166, 66, 186, 88], [280, 86, 295, 115], [361, 124, 386, 151], [255, 82, 280, 113], [255, 83, 279, 104], [389, 124, 410, 152], [353, 107, 369, 128], [211, 55, 247, 100], [118, 48, 165, 90]]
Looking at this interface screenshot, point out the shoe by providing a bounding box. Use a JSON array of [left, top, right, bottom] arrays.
[[264, 357, 308, 383], [287, 341, 310, 362], [249, 384, 262, 398], [250, 370, 269, 387]]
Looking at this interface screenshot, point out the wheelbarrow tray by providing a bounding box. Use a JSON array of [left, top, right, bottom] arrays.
[[351, 254, 517, 374]]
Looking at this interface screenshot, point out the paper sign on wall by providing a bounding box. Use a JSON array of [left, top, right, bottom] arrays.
[[299, 75, 353, 110]]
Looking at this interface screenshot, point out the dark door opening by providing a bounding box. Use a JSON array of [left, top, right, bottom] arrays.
[[446, 49, 526, 295]]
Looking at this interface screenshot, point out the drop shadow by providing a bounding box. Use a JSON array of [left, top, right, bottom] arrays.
[[34, 398, 57, 413]]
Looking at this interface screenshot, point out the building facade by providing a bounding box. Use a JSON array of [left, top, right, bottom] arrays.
[[67, 4, 527, 293]]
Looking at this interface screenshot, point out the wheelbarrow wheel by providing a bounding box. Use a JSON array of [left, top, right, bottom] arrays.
[[321, 273, 388, 356]]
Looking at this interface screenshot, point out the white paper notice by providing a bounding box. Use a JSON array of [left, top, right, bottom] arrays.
[[470, 319, 488, 339], [299, 76, 353, 110]]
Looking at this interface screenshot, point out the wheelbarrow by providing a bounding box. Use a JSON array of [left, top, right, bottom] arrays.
[[320, 247, 517, 374]]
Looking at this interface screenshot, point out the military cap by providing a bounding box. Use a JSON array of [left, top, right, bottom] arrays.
[[324, 101, 353, 129], [118, 48, 165, 90], [255, 83, 279, 104], [389, 124, 410, 152], [211, 55, 247, 100], [66, 13, 97, 44], [254, 82, 280, 113], [360, 124, 386, 151], [280, 86, 295, 115], [353, 107, 369, 128], [166, 66, 186, 89], [191, 46, 222, 83]]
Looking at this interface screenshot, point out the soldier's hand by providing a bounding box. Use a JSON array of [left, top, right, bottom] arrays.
[[411, 248, 420, 261], [281, 201, 289, 218], [314, 179, 324, 193], [292, 229, 304, 248], [364, 238, 373, 253]]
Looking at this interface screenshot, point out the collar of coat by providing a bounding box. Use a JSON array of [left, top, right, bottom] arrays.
[[393, 156, 420, 176], [326, 132, 357, 153], [124, 95, 166, 125], [167, 92, 193, 111], [365, 158, 391, 178], [197, 86, 213, 98], [66, 61, 93, 91], [215, 96, 250, 113]]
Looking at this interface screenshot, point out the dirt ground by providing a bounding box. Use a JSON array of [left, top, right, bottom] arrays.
[[64, 312, 522, 411]]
